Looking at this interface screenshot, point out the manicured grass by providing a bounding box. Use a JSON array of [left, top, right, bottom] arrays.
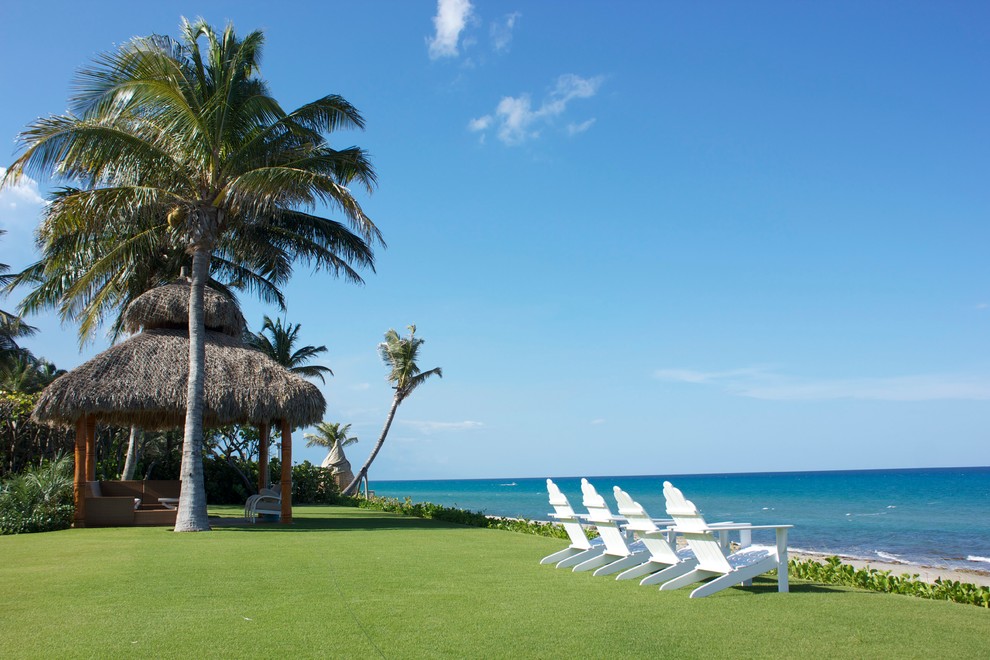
[[2, 506, 987, 658]]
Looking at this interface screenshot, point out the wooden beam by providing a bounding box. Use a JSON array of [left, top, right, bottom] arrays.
[[280, 419, 292, 524], [258, 422, 270, 492], [73, 418, 86, 527], [85, 415, 96, 482]]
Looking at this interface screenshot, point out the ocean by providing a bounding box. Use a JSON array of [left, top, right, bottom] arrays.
[[371, 467, 990, 573]]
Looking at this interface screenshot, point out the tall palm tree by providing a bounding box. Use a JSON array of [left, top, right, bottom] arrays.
[[342, 326, 441, 496], [304, 421, 358, 450], [247, 316, 332, 383], [4, 19, 381, 531]]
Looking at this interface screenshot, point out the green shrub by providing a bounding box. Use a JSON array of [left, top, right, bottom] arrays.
[[788, 556, 990, 608], [0, 454, 74, 534]]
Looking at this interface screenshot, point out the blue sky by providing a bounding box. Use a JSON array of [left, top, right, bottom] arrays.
[[1, 1, 988, 480]]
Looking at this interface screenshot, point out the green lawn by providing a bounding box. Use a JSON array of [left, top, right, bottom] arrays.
[[2, 506, 986, 658]]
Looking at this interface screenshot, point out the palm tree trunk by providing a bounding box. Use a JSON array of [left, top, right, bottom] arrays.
[[342, 393, 401, 496], [121, 425, 141, 480], [174, 245, 212, 531]]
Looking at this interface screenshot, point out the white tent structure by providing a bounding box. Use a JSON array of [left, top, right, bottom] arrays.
[[321, 439, 356, 492]]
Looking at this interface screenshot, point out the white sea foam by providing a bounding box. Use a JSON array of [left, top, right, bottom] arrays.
[[887, 505, 896, 509], [967, 555, 990, 564], [876, 551, 920, 565]]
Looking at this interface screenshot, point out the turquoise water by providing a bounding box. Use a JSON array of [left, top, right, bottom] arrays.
[[371, 467, 990, 573]]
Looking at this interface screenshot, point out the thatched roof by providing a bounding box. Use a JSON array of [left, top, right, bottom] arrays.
[[122, 280, 246, 337], [33, 328, 325, 429]]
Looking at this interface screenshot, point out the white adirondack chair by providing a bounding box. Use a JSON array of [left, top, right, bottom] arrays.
[[659, 481, 792, 598], [611, 486, 699, 585], [540, 479, 605, 568], [571, 479, 652, 576], [244, 486, 281, 523]]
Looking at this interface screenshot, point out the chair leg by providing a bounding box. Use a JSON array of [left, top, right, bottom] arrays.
[[541, 547, 581, 565], [639, 559, 698, 586], [658, 568, 714, 591], [689, 559, 777, 598], [556, 546, 604, 569], [593, 551, 650, 577], [572, 552, 617, 573], [616, 560, 665, 581]]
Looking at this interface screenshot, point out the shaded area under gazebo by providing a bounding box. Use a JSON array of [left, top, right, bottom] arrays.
[[33, 280, 326, 527]]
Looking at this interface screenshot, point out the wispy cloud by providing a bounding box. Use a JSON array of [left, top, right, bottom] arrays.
[[590, 418, 606, 425], [428, 0, 474, 60], [0, 168, 45, 242], [654, 367, 990, 401], [567, 118, 596, 136], [490, 12, 520, 52], [469, 74, 603, 145], [402, 420, 484, 434]]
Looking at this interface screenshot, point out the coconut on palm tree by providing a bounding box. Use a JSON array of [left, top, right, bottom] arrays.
[[247, 316, 332, 383], [342, 326, 441, 496], [4, 19, 381, 531]]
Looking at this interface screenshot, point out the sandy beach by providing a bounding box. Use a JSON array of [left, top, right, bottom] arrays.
[[790, 551, 990, 588]]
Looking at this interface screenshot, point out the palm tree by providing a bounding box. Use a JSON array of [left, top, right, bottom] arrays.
[[4, 19, 381, 531], [0, 230, 37, 369], [304, 421, 358, 450], [342, 326, 441, 496], [247, 316, 332, 383]]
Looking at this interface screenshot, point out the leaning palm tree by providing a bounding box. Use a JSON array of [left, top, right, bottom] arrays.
[[4, 19, 381, 531], [247, 316, 332, 383], [342, 326, 441, 496]]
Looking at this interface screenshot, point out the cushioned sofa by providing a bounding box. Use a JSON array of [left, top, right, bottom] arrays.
[[84, 480, 181, 527]]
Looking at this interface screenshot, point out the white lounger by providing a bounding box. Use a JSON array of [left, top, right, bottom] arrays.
[[659, 481, 792, 598], [571, 479, 652, 576], [540, 479, 604, 568]]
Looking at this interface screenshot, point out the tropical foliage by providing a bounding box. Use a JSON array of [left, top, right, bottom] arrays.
[[4, 19, 381, 530], [0, 454, 74, 534], [304, 421, 358, 449], [342, 325, 441, 495], [788, 556, 990, 608], [247, 316, 332, 383], [0, 391, 74, 477]]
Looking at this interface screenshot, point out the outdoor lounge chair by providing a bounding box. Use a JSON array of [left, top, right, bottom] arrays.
[[610, 486, 699, 585], [658, 481, 793, 598], [540, 479, 605, 568], [244, 486, 281, 523], [570, 479, 652, 576]]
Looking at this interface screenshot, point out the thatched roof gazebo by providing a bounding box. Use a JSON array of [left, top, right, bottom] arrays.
[[34, 280, 326, 527]]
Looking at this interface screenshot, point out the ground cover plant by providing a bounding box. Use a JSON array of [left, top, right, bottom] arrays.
[[1, 506, 987, 658]]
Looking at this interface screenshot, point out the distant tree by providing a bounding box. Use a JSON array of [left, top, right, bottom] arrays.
[[342, 326, 441, 496], [247, 316, 333, 383], [305, 422, 358, 450], [0, 230, 36, 370]]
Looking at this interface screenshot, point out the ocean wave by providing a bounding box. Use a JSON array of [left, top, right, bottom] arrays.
[[967, 555, 990, 564], [875, 551, 920, 565]]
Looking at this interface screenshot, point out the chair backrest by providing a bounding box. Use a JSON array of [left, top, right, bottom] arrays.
[[546, 479, 592, 550], [580, 479, 629, 555], [663, 481, 731, 573], [613, 486, 679, 564]]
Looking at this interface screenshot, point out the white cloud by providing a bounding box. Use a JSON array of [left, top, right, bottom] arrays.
[[0, 167, 45, 213], [428, 0, 474, 59], [491, 12, 520, 52], [567, 118, 596, 136], [349, 382, 371, 391], [590, 418, 606, 425], [401, 420, 484, 434], [470, 73, 604, 146], [654, 366, 990, 401]]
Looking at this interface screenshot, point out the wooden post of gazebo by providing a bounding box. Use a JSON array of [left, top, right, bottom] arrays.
[[280, 419, 292, 524], [73, 417, 87, 527], [85, 415, 97, 482], [258, 422, 270, 492]]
